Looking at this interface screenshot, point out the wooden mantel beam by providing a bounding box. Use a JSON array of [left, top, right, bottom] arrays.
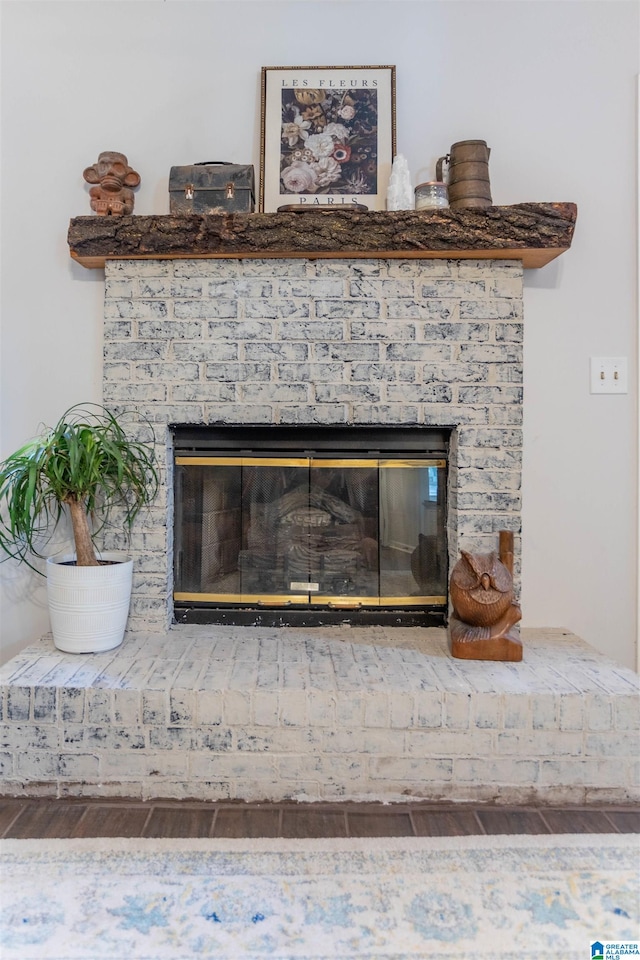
[[68, 202, 577, 270]]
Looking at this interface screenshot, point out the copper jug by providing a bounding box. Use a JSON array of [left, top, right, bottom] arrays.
[[436, 140, 492, 209]]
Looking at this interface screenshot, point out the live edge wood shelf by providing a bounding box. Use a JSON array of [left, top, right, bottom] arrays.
[[68, 202, 577, 270]]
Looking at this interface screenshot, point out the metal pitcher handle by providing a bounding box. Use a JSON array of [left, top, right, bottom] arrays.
[[436, 154, 450, 182]]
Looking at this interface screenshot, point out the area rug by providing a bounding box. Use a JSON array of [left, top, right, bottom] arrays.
[[1, 834, 638, 959]]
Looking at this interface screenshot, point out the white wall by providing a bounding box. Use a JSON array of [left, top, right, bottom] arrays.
[[1, 0, 638, 668]]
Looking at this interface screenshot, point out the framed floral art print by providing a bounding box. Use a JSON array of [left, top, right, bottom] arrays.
[[259, 65, 396, 212]]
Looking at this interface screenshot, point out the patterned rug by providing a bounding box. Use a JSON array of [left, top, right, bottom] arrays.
[[1, 834, 638, 959]]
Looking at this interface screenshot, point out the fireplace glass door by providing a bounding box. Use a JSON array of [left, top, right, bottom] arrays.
[[174, 448, 447, 617]]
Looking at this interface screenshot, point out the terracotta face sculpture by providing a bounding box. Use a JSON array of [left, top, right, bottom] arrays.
[[83, 151, 140, 215]]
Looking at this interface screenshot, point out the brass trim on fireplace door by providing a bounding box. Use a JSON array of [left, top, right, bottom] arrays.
[[379, 459, 447, 468], [310, 459, 378, 468], [310, 595, 446, 606], [175, 456, 310, 467], [174, 592, 310, 604], [174, 591, 447, 606], [175, 456, 447, 468], [377, 595, 447, 605]]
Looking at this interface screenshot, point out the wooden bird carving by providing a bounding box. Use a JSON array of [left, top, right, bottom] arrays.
[[450, 549, 514, 627]]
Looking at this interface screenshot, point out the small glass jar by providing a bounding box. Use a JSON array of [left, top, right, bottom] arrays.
[[415, 181, 449, 210]]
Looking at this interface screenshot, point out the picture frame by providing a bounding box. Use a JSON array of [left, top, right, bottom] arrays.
[[259, 65, 396, 213]]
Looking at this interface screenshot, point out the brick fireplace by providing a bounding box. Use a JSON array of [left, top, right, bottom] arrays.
[[2, 206, 638, 804], [100, 255, 524, 633]]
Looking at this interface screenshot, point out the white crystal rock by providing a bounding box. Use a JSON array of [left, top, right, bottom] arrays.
[[386, 154, 413, 211]]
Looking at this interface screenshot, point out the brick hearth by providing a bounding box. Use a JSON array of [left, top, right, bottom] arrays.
[[1, 628, 637, 804]]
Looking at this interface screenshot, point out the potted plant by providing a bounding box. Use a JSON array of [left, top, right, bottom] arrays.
[[0, 403, 158, 653]]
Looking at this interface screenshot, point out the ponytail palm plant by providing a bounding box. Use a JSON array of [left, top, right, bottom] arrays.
[[0, 404, 159, 572]]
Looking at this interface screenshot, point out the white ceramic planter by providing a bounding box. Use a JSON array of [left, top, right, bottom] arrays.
[[46, 553, 133, 654]]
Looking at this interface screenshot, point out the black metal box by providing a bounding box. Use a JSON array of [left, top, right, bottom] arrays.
[[169, 162, 255, 214]]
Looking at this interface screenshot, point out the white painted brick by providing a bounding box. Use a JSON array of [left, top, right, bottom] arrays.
[[32, 687, 57, 723], [388, 260, 457, 278], [105, 278, 136, 298], [443, 693, 471, 729], [615, 695, 640, 730], [86, 691, 112, 724], [7, 688, 31, 720], [253, 692, 280, 726], [454, 758, 539, 784], [175, 300, 237, 319], [142, 691, 168, 724], [223, 691, 251, 725], [413, 691, 443, 727], [113, 691, 141, 725], [58, 754, 100, 778], [100, 752, 150, 778], [195, 728, 234, 752], [587, 694, 614, 730], [279, 692, 309, 726], [171, 382, 236, 402], [361, 729, 406, 755], [190, 753, 275, 779], [497, 731, 582, 755], [389, 693, 414, 728], [169, 691, 196, 724], [0, 753, 14, 776], [336, 697, 364, 727], [503, 697, 530, 729], [279, 279, 344, 298], [351, 321, 416, 342], [317, 260, 388, 277], [409, 729, 495, 757], [584, 732, 639, 757], [351, 279, 415, 298], [538, 759, 623, 787], [307, 692, 336, 726], [460, 299, 522, 320], [388, 300, 455, 320], [471, 694, 503, 728], [170, 279, 204, 298], [149, 727, 195, 750], [248, 300, 310, 319], [421, 281, 486, 299], [352, 404, 420, 424], [559, 695, 585, 730], [279, 754, 364, 782], [363, 692, 389, 727], [60, 689, 85, 723], [322, 727, 365, 753], [458, 260, 521, 279], [209, 279, 273, 298], [108, 260, 171, 278], [369, 757, 453, 781], [203, 403, 272, 423], [197, 692, 224, 725], [16, 751, 58, 778]]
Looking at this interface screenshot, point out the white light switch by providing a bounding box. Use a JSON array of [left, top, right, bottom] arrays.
[[590, 357, 628, 394]]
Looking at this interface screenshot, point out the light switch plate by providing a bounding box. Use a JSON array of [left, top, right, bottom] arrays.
[[590, 357, 628, 394]]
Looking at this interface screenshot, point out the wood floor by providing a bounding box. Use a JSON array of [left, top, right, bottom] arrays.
[[1, 798, 638, 840]]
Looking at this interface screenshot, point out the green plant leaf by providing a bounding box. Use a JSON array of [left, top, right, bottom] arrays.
[[0, 404, 159, 572]]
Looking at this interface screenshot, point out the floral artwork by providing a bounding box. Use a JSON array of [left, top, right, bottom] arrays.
[[260, 66, 396, 211], [279, 87, 379, 198]]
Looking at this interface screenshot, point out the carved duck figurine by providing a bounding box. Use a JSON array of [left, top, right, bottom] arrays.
[[450, 549, 514, 627]]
